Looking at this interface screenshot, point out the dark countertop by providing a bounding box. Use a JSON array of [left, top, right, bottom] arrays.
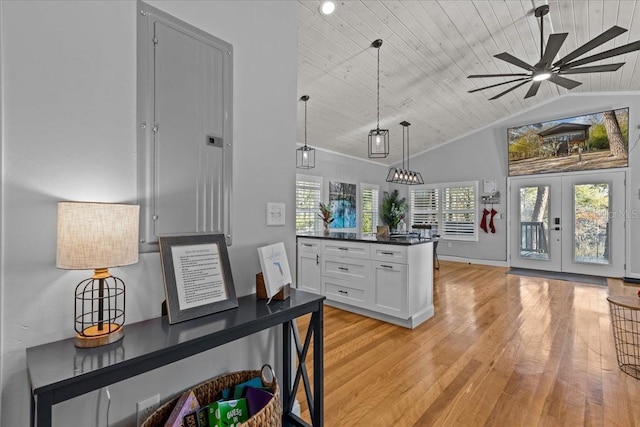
[[297, 231, 435, 246]]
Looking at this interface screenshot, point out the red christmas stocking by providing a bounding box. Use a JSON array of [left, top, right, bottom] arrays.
[[480, 208, 490, 233], [489, 208, 497, 233]]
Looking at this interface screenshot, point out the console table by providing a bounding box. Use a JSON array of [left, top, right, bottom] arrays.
[[26, 289, 324, 427]]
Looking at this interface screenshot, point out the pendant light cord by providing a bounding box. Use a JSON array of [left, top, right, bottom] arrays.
[[406, 125, 410, 171], [304, 98, 308, 147], [376, 45, 380, 130], [402, 123, 406, 170]]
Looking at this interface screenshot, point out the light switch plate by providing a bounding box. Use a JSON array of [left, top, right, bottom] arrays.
[[267, 202, 285, 226]]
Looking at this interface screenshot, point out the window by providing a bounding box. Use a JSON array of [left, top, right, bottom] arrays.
[[410, 181, 477, 241], [442, 184, 476, 239], [361, 184, 379, 234], [296, 174, 323, 232], [410, 187, 439, 228]]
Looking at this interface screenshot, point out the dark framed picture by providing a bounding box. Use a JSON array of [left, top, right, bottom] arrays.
[[159, 234, 238, 324]]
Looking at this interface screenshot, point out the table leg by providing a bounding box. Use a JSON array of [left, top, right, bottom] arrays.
[[34, 392, 53, 427], [282, 320, 292, 419], [313, 305, 324, 426]]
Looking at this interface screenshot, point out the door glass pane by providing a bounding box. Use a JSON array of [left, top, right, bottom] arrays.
[[574, 183, 610, 264], [519, 186, 550, 260]]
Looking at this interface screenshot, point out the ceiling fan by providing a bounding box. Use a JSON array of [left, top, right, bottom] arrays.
[[468, 5, 640, 100]]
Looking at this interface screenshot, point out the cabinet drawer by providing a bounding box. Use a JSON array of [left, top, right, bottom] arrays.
[[372, 244, 408, 263], [298, 238, 320, 254], [321, 241, 370, 259], [322, 255, 371, 284], [323, 277, 367, 307]]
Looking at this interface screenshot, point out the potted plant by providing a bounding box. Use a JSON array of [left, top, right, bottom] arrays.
[[318, 202, 334, 233], [381, 189, 407, 232]]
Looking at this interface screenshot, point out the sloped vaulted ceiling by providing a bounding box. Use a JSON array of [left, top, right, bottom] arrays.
[[297, 0, 640, 165]]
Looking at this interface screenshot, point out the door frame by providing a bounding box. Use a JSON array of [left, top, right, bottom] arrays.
[[508, 169, 627, 277]]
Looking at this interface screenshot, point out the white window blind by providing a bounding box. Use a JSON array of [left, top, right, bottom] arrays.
[[361, 184, 379, 234], [296, 174, 322, 232], [442, 184, 476, 239], [410, 187, 439, 227]]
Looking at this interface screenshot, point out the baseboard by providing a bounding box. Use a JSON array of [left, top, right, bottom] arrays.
[[624, 276, 640, 285], [324, 300, 434, 329], [438, 255, 508, 267]]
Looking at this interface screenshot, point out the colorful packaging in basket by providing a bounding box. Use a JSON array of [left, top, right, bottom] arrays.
[[208, 398, 249, 427]]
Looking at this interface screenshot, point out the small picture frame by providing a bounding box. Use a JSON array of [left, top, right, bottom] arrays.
[[159, 234, 238, 324]]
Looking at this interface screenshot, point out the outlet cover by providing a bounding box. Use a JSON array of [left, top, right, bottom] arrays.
[[136, 394, 160, 426], [267, 203, 285, 226]]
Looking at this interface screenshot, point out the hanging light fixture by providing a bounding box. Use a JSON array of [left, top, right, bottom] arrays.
[[368, 39, 389, 159], [386, 121, 424, 185], [296, 95, 316, 169]]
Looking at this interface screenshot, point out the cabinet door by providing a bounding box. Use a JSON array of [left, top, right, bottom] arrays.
[[298, 251, 322, 294], [374, 262, 409, 318]]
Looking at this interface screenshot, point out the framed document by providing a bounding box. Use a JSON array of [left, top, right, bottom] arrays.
[[159, 234, 238, 324]]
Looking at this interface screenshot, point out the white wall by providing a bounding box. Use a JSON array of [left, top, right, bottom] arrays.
[[0, 1, 298, 425], [297, 148, 390, 230], [406, 92, 640, 267]]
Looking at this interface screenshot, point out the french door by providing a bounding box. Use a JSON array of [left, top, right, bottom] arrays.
[[509, 171, 625, 277]]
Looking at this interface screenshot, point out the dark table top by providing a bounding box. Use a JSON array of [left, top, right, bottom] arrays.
[[297, 232, 435, 246], [26, 290, 324, 396]]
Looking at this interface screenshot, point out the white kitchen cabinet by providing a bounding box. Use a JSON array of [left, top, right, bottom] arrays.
[[373, 261, 409, 318], [297, 238, 322, 295], [296, 236, 434, 328]]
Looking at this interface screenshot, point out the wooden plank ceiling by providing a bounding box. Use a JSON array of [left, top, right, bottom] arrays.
[[297, 0, 640, 166]]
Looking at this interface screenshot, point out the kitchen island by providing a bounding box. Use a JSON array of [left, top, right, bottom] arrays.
[[296, 232, 434, 328]]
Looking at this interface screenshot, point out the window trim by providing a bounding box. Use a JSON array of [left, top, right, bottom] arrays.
[[360, 183, 380, 234], [409, 181, 478, 242], [295, 174, 323, 233]]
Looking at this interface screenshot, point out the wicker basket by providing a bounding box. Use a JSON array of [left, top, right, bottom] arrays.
[[141, 368, 281, 427]]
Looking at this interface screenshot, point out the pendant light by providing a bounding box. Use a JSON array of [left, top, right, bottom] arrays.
[[297, 95, 316, 169], [386, 121, 424, 185], [368, 39, 389, 159]]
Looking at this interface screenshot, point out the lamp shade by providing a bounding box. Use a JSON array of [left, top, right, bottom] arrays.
[[57, 202, 140, 270]]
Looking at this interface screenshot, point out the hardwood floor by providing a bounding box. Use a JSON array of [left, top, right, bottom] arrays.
[[297, 261, 640, 426]]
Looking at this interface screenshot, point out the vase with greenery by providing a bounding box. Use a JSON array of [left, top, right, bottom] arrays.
[[381, 189, 407, 232], [318, 202, 334, 233]]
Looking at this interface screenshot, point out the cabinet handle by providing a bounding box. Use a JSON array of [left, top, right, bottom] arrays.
[[302, 243, 313, 247], [316, 254, 319, 265], [338, 290, 349, 295], [381, 264, 394, 269], [338, 247, 349, 251], [381, 251, 395, 255], [338, 266, 349, 271]]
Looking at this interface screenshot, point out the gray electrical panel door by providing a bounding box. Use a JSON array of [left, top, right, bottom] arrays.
[[137, 2, 233, 252]]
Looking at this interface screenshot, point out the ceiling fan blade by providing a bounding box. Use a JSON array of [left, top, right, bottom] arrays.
[[553, 26, 628, 67], [489, 80, 530, 100], [560, 40, 640, 69], [468, 78, 530, 93], [468, 73, 530, 78], [524, 81, 542, 99], [494, 52, 535, 71], [548, 74, 582, 90], [540, 33, 568, 67], [558, 63, 625, 74]]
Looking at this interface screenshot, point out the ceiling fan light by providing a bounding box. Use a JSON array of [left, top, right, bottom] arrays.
[[532, 71, 552, 81], [319, 1, 336, 15]]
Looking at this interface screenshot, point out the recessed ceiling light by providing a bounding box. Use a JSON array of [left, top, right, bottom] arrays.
[[319, 1, 336, 15]]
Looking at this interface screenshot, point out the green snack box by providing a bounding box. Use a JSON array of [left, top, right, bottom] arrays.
[[208, 399, 249, 427]]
